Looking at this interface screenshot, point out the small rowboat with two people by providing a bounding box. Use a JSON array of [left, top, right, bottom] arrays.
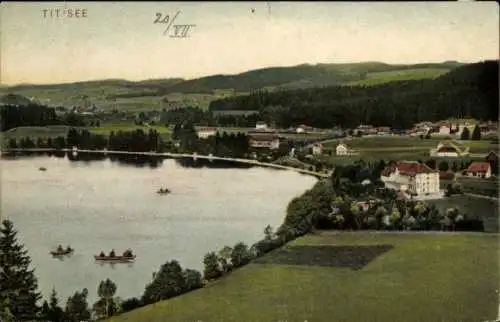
[[156, 187, 171, 195], [50, 245, 74, 257], [94, 249, 136, 263]]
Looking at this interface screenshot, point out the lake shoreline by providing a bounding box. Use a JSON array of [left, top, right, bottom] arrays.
[[1, 155, 318, 304]]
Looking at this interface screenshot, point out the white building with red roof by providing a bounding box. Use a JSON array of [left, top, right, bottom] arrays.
[[381, 161, 440, 196], [466, 162, 492, 179]]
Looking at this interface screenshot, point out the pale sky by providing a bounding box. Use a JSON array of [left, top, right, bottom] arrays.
[[1, 1, 498, 85]]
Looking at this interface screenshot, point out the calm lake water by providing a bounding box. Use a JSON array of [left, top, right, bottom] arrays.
[[0, 155, 317, 304]]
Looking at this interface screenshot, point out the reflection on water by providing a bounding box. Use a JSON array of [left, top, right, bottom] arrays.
[[0, 155, 317, 304]]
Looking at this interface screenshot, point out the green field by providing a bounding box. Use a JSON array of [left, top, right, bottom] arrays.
[[321, 136, 496, 161], [457, 176, 499, 198], [348, 68, 449, 86], [1, 124, 172, 146], [429, 194, 499, 232], [110, 231, 499, 322]]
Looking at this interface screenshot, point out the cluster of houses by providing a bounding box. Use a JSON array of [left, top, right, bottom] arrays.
[[411, 120, 497, 137], [380, 152, 497, 199], [196, 127, 282, 150]]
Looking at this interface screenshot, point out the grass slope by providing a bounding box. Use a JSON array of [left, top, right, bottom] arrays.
[[110, 231, 499, 322], [320, 136, 496, 161], [347, 68, 449, 86]]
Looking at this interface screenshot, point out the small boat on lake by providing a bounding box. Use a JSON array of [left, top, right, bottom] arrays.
[[50, 245, 74, 257], [39, 167, 47, 171], [157, 187, 171, 195], [94, 249, 136, 263]]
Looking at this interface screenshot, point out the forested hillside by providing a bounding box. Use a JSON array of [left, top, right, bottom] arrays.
[[158, 62, 459, 94], [209, 60, 498, 129]]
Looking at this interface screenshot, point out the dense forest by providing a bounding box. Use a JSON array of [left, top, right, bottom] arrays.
[[209, 61, 499, 129], [0, 104, 88, 132], [1, 104, 59, 131]]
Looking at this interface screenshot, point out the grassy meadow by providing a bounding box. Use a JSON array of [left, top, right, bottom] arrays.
[[348, 68, 449, 86], [1, 123, 173, 147], [109, 231, 499, 322], [429, 194, 499, 232], [321, 136, 496, 162]]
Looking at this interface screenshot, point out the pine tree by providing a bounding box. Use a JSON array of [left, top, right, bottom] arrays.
[[471, 125, 481, 140], [65, 288, 91, 322], [0, 220, 41, 321], [40, 288, 66, 322], [460, 127, 470, 140]]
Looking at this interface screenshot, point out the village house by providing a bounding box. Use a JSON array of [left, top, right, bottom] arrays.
[[429, 141, 470, 157], [413, 121, 433, 133], [255, 121, 268, 130], [296, 124, 314, 134], [466, 162, 492, 179], [336, 143, 358, 156], [196, 127, 217, 139], [376, 127, 391, 135], [356, 124, 377, 135], [438, 124, 451, 136], [311, 143, 323, 155], [381, 161, 440, 196], [249, 134, 280, 150]]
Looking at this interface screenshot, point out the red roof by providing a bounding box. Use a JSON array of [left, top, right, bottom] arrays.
[[382, 162, 436, 177], [467, 162, 491, 173], [396, 162, 435, 175]]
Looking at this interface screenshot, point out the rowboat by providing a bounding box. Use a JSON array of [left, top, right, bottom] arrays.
[[50, 247, 73, 257], [94, 255, 136, 263], [157, 188, 171, 194]]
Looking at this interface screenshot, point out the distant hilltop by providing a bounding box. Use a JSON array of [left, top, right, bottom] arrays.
[[0, 60, 473, 95]]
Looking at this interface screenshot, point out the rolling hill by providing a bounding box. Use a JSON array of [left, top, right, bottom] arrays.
[[109, 231, 499, 322], [0, 61, 464, 111]]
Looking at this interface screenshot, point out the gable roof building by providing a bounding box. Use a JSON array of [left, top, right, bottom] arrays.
[[430, 141, 470, 157], [466, 162, 492, 178]]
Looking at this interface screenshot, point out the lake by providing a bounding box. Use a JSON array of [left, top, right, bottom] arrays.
[[0, 155, 317, 304]]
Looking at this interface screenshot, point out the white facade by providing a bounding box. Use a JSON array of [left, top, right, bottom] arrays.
[[255, 122, 268, 130], [438, 126, 450, 135], [435, 151, 459, 157], [336, 143, 357, 156], [467, 169, 492, 179], [381, 164, 440, 196], [197, 129, 217, 139], [311, 144, 323, 155], [408, 173, 440, 195]]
